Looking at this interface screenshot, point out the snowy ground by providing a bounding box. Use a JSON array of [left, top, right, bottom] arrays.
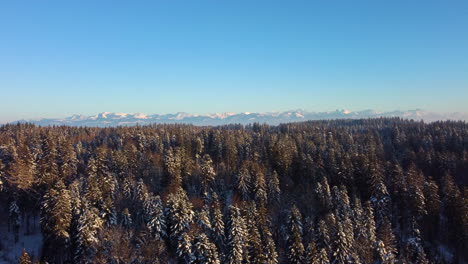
[[0, 216, 42, 264]]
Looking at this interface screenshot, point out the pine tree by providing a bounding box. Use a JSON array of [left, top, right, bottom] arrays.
[[194, 233, 220, 264], [135, 178, 149, 225], [237, 165, 251, 200], [315, 177, 332, 212], [6, 144, 36, 191], [210, 192, 225, 249], [200, 154, 216, 192], [178, 232, 195, 264], [363, 202, 377, 246], [375, 240, 396, 264], [58, 139, 78, 182], [288, 205, 305, 264], [40, 180, 72, 262], [415, 248, 429, 264], [244, 202, 264, 264], [316, 219, 332, 258], [84, 158, 102, 207], [69, 180, 83, 263], [100, 202, 117, 227], [121, 208, 133, 228], [377, 217, 397, 263], [264, 234, 278, 264], [75, 203, 103, 263], [197, 205, 213, 234], [305, 241, 318, 264], [316, 248, 330, 264], [268, 170, 281, 204], [18, 249, 32, 264], [166, 187, 195, 243], [9, 200, 21, 243], [370, 182, 391, 224], [253, 171, 267, 205], [227, 205, 247, 264], [332, 223, 352, 264], [146, 195, 167, 239], [355, 201, 377, 263], [0, 159, 5, 192], [38, 136, 59, 187], [165, 147, 183, 187]]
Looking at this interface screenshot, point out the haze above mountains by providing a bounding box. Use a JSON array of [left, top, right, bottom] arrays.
[[10, 109, 468, 127]]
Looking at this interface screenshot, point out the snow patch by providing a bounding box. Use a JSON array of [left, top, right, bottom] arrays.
[[0, 217, 42, 263]]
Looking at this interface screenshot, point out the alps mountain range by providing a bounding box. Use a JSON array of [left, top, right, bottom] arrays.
[[12, 109, 468, 127]]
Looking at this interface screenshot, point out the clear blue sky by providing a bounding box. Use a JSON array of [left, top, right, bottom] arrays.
[[1, 0, 467, 122]]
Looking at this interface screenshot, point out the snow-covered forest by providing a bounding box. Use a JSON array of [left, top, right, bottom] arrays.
[[0, 118, 466, 263]]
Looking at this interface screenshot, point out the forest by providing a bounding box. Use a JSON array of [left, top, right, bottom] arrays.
[[0, 118, 466, 264]]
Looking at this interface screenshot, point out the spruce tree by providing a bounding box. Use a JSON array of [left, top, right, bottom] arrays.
[[305, 241, 318, 264], [227, 205, 246, 264], [9, 200, 21, 243], [200, 154, 216, 192], [288, 205, 305, 264], [40, 180, 72, 262], [178, 232, 195, 264], [75, 203, 103, 263], [18, 249, 32, 264], [237, 165, 251, 200], [210, 192, 225, 249], [166, 187, 195, 243], [194, 233, 220, 264], [121, 208, 133, 228], [268, 170, 281, 204], [332, 223, 352, 264], [146, 195, 167, 239], [316, 248, 330, 264]]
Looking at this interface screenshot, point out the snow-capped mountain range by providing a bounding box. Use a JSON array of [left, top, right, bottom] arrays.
[[12, 109, 468, 127]]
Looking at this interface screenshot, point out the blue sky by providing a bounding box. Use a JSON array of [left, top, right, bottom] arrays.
[[1, 0, 467, 122]]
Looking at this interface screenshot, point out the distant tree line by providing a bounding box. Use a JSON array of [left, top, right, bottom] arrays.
[[0, 118, 466, 263]]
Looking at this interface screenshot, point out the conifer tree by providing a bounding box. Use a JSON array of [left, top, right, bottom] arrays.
[[40, 180, 72, 262], [377, 217, 397, 262], [316, 248, 330, 264], [200, 154, 216, 192], [237, 165, 251, 200], [316, 219, 332, 258], [146, 195, 167, 239], [355, 201, 377, 263], [9, 200, 21, 243], [210, 192, 225, 249], [227, 205, 247, 264], [268, 170, 281, 204], [19, 249, 32, 264], [166, 187, 195, 243], [332, 223, 352, 264], [178, 232, 195, 264], [253, 171, 267, 205], [84, 158, 102, 207], [243, 202, 264, 264], [121, 208, 133, 228], [75, 203, 103, 263], [375, 240, 396, 264], [38, 136, 59, 187], [264, 234, 279, 264], [288, 205, 305, 264], [305, 241, 318, 264], [197, 205, 213, 234], [58, 139, 78, 182], [415, 248, 429, 264], [6, 145, 36, 191], [165, 147, 183, 187], [194, 233, 220, 264]]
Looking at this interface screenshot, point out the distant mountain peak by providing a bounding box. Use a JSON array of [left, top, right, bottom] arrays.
[[10, 109, 467, 127]]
